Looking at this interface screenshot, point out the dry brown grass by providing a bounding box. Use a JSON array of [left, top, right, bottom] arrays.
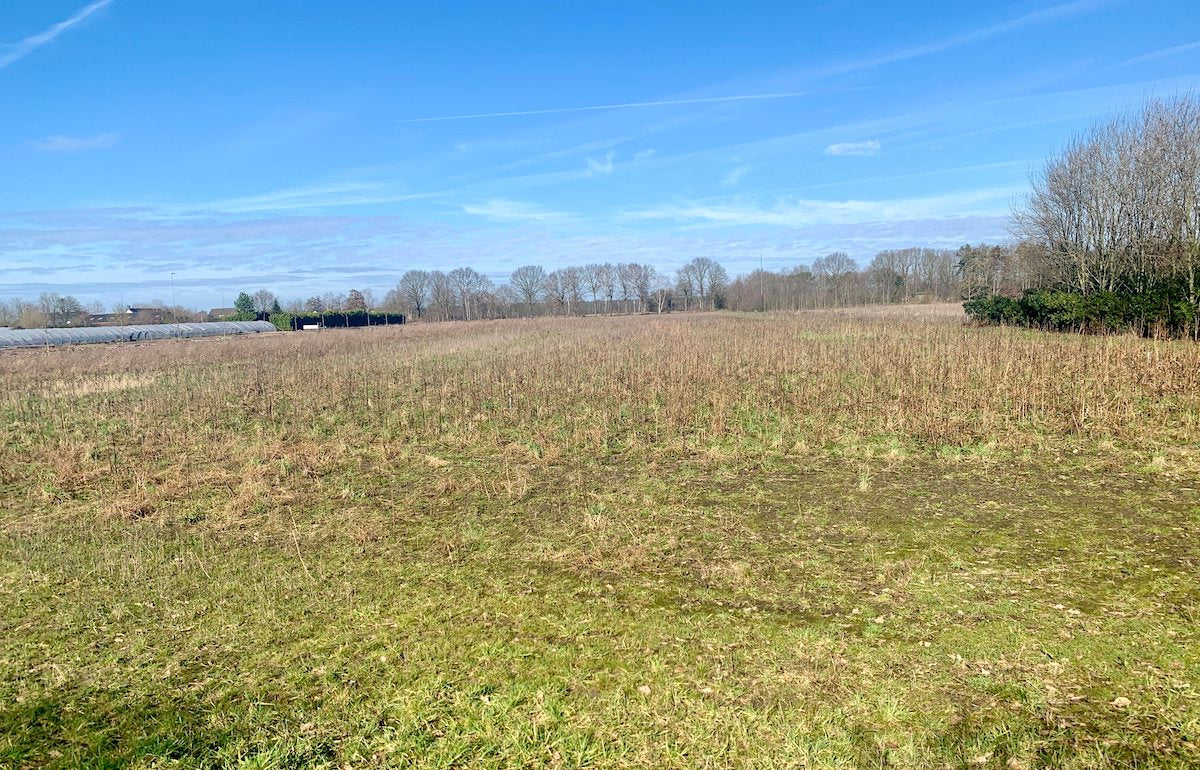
[[2, 306, 1198, 540], [4, 305, 1197, 469], [2, 307, 1200, 768]]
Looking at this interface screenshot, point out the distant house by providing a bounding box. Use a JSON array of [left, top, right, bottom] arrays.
[[208, 307, 238, 320], [85, 306, 171, 325], [126, 307, 168, 324]]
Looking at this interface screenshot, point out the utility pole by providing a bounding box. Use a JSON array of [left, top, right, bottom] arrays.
[[170, 272, 178, 323], [759, 253, 764, 312]]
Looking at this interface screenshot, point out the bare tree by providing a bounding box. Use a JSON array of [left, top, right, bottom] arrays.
[[543, 269, 569, 315], [914, 248, 959, 299], [321, 292, 347, 311], [0, 299, 19, 327], [1017, 94, 1200, 300], [957, 244, 1025, 299], [491, 285, 519, 318], [15, 298, 42, 325], [38, 292, 85, 327], [582, 263, 606, 313], [650, 271, 672, 313], [429, 271, 455, 321], [395, 270, 432, 319], [685, 257, 729, 310], [624, 263, 654, 312], [867, 249, 915, 302], [599, 263, 618, 314], [676, 256, 729, 307], [675, 265, 697, 311], [510, 265, 547, 316], [812, 252, 856, 307], [448, 267, 492, 320], [868, 249, 919, 302], [539, 268, 583, 316], [560, 267, 583, 315], [250, 290, 278, 314]]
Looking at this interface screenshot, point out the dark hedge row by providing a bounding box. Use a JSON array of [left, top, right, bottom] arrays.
[[965, 285, 1198, 339], [268, 311, 405, 331]]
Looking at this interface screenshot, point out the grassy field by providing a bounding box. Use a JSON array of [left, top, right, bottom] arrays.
[[1, 305, 1199, 769]]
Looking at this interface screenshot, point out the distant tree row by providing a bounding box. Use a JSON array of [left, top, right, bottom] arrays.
[[224, 260, 731, 323], [5, 247, 1013, 330], [724, 249, 972, 311], [379, 262, 702, 321], [0, 293, 90, 328], [0, 293, 201, 329], [368, 252, 980, 321]]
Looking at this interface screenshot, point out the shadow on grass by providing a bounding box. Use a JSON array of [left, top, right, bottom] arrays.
[[0, 689, 337, 770]]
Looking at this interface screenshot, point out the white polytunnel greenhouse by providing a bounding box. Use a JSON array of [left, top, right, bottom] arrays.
[[0, 321, 278, 350]]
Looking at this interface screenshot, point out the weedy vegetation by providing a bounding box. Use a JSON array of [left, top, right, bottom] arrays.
[[1, 305, 1198, 768]]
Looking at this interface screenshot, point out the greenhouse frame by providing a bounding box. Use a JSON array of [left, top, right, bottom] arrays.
[[0, 321, 278, 350]]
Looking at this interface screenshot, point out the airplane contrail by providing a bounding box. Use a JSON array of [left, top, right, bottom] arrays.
[[0, 0, 114, 70], [397, 91, 808, 123]]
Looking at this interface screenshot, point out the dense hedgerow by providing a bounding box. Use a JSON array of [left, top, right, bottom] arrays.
[[965, 284, 1198, 337], [269, 310, 406, 331], [1003, 95, 1200, 340]]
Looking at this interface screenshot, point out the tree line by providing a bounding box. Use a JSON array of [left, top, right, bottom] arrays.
[[370, 253, 972, 320], [378, 260, 726, 321], [5, 249, 1013, 330], [724, 248, 971, 311], [0, 294, 203, 329], [969, 93, 1200, 338]]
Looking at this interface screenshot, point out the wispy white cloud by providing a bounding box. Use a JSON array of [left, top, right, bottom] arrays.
[[1117, 40, 1200, 67], [490, 137, 631, 173], [634, 149, 657, 161], [0, 0, 114, 71], [193, 182, 437, 214], [0, 204, 1012, 305], [461, 198, 570, 223], [622, 186, 1023, 228], [33, 132, 119, 152], [723, 164, 750, 186], [599, 72, 1191, 193], [825, 140, 881, 157], [802, 159, 1031, 192], [397, 91, 808, 123], [823, 0, 1116, 78], [586, 151, 615, 176], [891, 74, 1200, 152]]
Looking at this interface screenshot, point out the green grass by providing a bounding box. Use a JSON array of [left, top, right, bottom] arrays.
[[2, 311, 1199, 768]]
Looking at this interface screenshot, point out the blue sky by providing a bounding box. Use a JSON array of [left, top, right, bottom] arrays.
[[2, 0, 1198, 308]]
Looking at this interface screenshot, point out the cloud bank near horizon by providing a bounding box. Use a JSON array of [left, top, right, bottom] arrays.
[[0, 200, 1012, 306]]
